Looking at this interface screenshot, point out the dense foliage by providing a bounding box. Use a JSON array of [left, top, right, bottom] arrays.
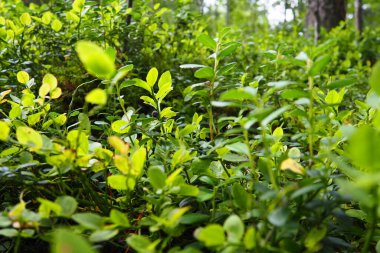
[[0, 0, 380, 252]]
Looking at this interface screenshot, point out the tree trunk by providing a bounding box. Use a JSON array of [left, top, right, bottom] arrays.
[[307, 0, 346, 35], [355, 0, 363, 34], [126, 0, 133, 26]]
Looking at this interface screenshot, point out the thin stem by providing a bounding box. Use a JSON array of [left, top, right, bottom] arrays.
[[361, 187, 378, 253], [308, 76, 314, 165], [244, 129, 256, 178], [13, 231, 21, 253], [208, 42, 220, 141], [220, 161, 231, 177]]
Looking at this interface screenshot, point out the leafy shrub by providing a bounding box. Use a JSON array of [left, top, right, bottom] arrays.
[[1, 1, 380, 253]]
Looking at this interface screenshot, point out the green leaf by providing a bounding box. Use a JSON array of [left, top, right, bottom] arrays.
[[38, 198, 62, 218], [180, 213, 209, 225], [112, 64, 133, 83], [244, 227, 256, 250], [52, 229, 96, 253], [231, 183, 249, 210], [194, 67, 214, 80], [218, 42, 240, 60], [218, 62, 237, 75], [226, 142, 249, 156], [110, 209, 130, 227], [220, 87, 257, 101], [148, 167, 167, 189], [66, 130, 89, 155], [67, 11, 80, 23], [160, 107, 176, 119], [134, 79, 152, 93], [75, 41, 116, 80], [127, 235, 155, 253], [268, 207, 290, 227], [41, 11, 53, 24], [107, 175, 128, 190], [223, 215, 244, 243], [39, 83, 50, 97], [131, 147, 146, 176], [146, 68, 158, 87], [158, 71, 171, 89], [72, 0, 85, 12], [325, 90, 343, 105], [105, 47, 116, 62], [20, 13, 31, 26], [309, 55, 331, 76], [156, 82, 173, 102], [348, 126, 380, 172], [43, 73, 58, 90], [178, 184, 199, 196], [280, 89, 308, 100], [51, 19, 63, 32], [140, 96, 157, 109], [197, 34, 216, 51], [304, 226, 327, 250], [370, 61, 380, 96], [195, 224, 225, 247], [0, 121, 10, 141], [55, 196, 77, 217], [16, 126, 43, 151], [85, 88, 107, 105], [89, 230, 118, 243], [326, 78, 356, 89], [0, 228, 18, 237], [111, 120, 130, 134], [17, 71, 29, 84], [0, 216, 11, 227], [72, 213, 104, 230]]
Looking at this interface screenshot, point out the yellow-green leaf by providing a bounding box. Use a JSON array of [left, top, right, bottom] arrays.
[[160, 107, 176, 119], [51, 19, 63, 32], [0, 121, 10, 141], [107, 175, 128, 190], [76, 41, 116, 80], [158, 71, 171, 89], [53, 114, 67, 126], [85, 88, 107, 105], [108, 136, 129, 155], [17, 71, 29, 84], [111, 120, 130, 134], [27, 113, 42, 126], [146, 68, 158, 87], [41, 12, 52, 24], [72, 0, 85, 12], [43, 73, 58, 90], [39, 83, 50, 97], [280, 158, 305, 175], [16, 126, 43, 151], [114, 155, 130, 174], [51, 88, 62, 99], [20, 13, 32, 26], [131, 147, 146, 176]]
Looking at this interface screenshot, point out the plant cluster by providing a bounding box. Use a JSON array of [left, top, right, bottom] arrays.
[[1, 0, 380, 253]]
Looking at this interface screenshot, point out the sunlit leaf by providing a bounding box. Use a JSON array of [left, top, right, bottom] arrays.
[[85, 88, 107, 105], [76, 41, 116, 80]]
